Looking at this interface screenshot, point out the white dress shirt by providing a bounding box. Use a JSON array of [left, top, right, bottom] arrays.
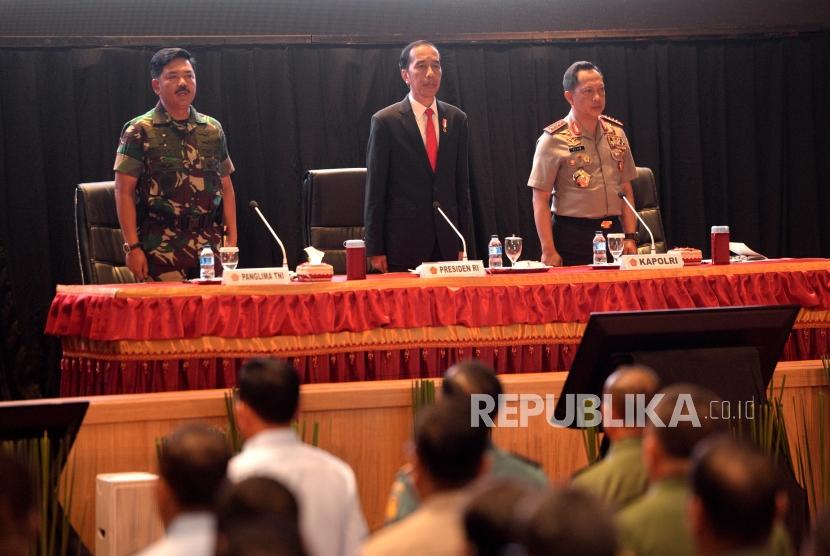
[[135, 512, 215, 556], [227, 428, 368, 556], [408, 92, 440, 148]]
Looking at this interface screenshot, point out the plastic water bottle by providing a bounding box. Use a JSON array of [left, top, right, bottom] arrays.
[[488, 235, 503, 268], [199, 246, 215, 280], [592, 231, 607, 265]]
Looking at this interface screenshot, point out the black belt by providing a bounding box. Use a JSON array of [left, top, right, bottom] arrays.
[[554, 214, 620, 226], [146, 210, 220, 231]]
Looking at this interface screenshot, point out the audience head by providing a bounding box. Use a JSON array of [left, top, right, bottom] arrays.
[[413, 400, 489, 496], [463, 477, 531, 556], [156, 422, 231, 525], [643, 383, 726, 480], [601, 364, 660, 440], [689, 436, 778, 553], [525, 487, 617, 556], [443, 359, 503, 422], [236, 358, 300, 435], [216, 477, 304, 556], [0, 451, 38, 554], [221, 518, 307, 556]]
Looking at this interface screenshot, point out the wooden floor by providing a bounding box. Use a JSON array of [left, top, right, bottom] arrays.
[[58, 361, 829, 551]]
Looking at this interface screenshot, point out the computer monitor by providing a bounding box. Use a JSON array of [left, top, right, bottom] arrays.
[[554, 304, 800, 425], [0, 398, 89, 470]]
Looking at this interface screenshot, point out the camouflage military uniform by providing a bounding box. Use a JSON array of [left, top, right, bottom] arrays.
[[383, 444, 548, 525], [113, 102, 233, 279]]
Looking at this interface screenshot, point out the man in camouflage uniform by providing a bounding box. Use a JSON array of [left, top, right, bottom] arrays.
[[114, 47, 237, 281], [383, 360, 548, 525]]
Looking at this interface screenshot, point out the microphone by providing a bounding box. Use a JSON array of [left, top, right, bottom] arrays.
[[617, 191, 655, 254], [249, 200, 288, 269], [433, 201, 468, 261]]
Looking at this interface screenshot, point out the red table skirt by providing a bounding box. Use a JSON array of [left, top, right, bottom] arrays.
[[47, 260, 830, 396]]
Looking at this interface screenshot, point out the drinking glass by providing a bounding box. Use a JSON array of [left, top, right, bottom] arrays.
[[504, 236, 523, 267], [219, 246, 239, 271], [607, 233, 625, 263]]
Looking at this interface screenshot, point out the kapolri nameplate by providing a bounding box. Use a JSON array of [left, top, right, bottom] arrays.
[[619, 252, 684, 270], [419, 260, 486, 278], [222, 267, 291, 285]]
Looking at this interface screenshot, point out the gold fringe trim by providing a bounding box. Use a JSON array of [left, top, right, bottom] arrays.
[[62, 322, 586, 360]]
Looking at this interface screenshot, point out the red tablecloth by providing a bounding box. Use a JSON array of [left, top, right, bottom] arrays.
[[46, 260, 830, 395]]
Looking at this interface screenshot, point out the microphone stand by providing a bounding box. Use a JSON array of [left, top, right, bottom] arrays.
[[617, 192, 655, 254], [249, 200, 289, 269], [433, 202, 468, 261]]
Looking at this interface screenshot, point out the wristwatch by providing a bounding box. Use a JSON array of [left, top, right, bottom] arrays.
[[624, 232, 639, 242], [123, 242, 143, 253]]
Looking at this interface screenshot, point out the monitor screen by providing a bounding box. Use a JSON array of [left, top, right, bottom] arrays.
[[554, 304, 800, 425]]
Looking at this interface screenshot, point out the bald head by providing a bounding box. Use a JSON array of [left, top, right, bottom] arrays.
[[443, 360, 502, 419], [602, 365, 660, 428]]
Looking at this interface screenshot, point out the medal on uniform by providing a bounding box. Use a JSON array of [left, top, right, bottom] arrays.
[[573, 168, 591, 188]]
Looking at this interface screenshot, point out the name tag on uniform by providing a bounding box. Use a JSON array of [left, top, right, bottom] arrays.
[[568, 145, 585, 153]]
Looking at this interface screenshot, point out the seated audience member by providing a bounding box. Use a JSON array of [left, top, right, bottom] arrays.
[[462, 477, 532, 556], [361, 400, 490, 556], [0, 451, 38, 555], [616, 384, 727, 556], [227, 358, 367, 556], [215, 476, 305, 556], [137, 423, 231, 556], [688, 437, 781, 555], [525, 487, 618, 556], [572, 364, 660, 510], [385, 359, 547, 524]]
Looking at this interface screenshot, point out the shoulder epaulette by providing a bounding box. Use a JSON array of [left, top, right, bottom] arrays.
[[599, 114, 624, 127], [543, 119, 568, 135]]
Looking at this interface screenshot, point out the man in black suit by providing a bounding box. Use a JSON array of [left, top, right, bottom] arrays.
[[364, 40, 475, 272]]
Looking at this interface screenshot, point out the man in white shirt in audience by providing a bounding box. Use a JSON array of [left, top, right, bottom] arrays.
[[227, 357, 368, 556], [137, 423, 231, 556]]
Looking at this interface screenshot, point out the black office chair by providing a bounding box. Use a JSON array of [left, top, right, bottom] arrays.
[[302, 168, 367, 275], [630, 167, 667, 254], [75, 181, 136, 284]]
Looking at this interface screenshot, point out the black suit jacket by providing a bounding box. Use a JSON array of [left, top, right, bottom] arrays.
[[364, 96, 475, 271]]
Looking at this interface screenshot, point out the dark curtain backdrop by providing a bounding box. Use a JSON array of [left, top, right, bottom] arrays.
[[1, 34, 829, 399]]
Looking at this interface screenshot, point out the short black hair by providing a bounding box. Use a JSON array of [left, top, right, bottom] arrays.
[[442, 359, 503, 419], [691, 437, 777, 547], [463, 477, 530, 556], [237, 358, 301, 424], [217, 476, 300, 534], [150, 47, 195, 79], [526, 487, 617, 556], [158, 423, 231, 509], [415, 400, 489, 490], [649, 384, 727, 459], [221, 518, 307, 556], [399, 40, 438, 71], [563, 61, 602, 92]]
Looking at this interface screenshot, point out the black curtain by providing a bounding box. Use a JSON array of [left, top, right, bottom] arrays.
[[1, 34, 828, 399]]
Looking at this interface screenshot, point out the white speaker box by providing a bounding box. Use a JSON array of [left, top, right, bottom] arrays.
[[96, 472, 164, 556]]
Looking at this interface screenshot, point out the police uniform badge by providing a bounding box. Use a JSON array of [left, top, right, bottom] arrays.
[[573, 168, 591, 188]]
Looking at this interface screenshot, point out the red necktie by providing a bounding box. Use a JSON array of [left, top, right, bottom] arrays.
[[424, 108, 438, 171]]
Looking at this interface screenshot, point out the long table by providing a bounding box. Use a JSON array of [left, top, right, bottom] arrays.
[[46, 259, 830, 396]]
